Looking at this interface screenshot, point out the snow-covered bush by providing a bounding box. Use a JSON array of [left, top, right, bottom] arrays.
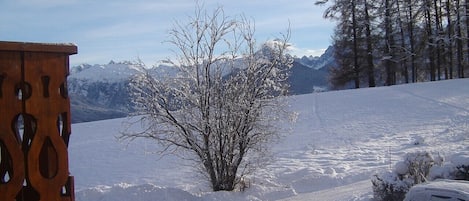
[[372, 151, 442, 201], [404, 151, 442, 184], [448, 153, 469, 181], [450, 154, 469, 181], [429, 154, 469, 181], [454, 165, 469, 180], [372, 171, 413, 201], [428, 163, 455, 180]]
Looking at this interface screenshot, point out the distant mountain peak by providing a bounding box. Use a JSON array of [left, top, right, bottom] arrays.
[[294, 46, 334, 70], [69, 61, 145, 82]]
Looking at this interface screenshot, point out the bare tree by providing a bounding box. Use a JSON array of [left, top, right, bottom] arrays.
[[121, 5, 293, 191]]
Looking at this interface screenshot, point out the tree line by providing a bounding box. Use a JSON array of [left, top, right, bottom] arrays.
[[317, 0, 469, 89]]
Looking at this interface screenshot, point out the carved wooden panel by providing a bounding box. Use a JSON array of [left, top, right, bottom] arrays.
[[0, 41, 76, 201]]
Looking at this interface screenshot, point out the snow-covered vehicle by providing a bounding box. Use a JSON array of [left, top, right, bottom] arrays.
[[404, 179, 469, 201]]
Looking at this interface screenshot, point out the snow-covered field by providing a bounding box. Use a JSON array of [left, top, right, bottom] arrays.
[[70, 79, 469, 201]]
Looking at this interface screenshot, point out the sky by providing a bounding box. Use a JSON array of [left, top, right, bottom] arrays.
[[0, 0, 334, 66]]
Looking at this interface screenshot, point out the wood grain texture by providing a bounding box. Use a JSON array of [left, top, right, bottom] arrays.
[[0, 42, 76, 201]]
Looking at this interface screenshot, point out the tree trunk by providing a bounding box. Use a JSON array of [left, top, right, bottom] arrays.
[[425, 0, 436, 81], [456, 0, 463, 78], [397, 0, 409, 83], [384, 0, 395, 85], [352, 0, 360, 88], [364, 0, 376, 87], [434, 0, 442, 80], [464, 0, 469, 77], [446, 0, 453, 79], [407, 0, 417, 82]]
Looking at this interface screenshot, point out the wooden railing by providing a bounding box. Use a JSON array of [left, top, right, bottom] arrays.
[[0, 41, 77, 201]]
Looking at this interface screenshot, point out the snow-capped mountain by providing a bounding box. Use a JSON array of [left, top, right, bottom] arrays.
[[294, 46, 335, 70], [68, 61, 143, 123], [288, 46, 334, 94], [70, 60, 145, 82], [68, 48, 334, 123]]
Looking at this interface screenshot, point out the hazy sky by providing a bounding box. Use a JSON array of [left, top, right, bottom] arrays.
[[1, 0, 334, 66]]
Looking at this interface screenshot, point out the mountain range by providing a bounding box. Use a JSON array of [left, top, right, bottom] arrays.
[[68, 46, 335, 123]]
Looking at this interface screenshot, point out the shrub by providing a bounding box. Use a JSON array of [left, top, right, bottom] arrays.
[[372, 151, 441, 201], [403, 151, 441, 184], [372, 171, 413, 201], [430, 154, 469, 181], [447, 154, 469, 181], [454, 165, 469, 180]]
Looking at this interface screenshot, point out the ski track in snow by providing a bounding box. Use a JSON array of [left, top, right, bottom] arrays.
[[70, 79, 469, 201]]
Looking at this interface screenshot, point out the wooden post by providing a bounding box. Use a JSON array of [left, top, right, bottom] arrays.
[[0, 41, 77, 201]]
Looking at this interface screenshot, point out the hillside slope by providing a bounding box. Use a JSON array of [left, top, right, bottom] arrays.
[[70, 78, 469, 201]]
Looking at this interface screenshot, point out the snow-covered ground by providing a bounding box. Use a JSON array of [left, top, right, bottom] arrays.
[[69, 79, 469, 201]]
